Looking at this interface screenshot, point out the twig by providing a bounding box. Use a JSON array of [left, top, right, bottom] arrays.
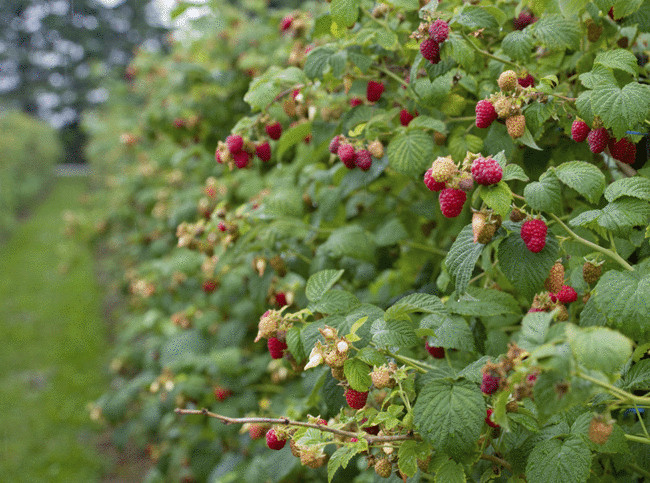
[[614, 159, 637, 177], [461, 33, 521, 69], [480, 453, 513, 472]]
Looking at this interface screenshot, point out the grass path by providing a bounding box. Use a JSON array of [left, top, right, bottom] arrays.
[[0, 177, 110, 481]]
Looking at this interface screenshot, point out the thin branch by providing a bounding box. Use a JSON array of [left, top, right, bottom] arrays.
[[624, 434, 650, 445], [577, 372, 650, 405], [461, 33, 521, 69], [614, 159, 637, 177], [480, 453, 513, 472], [405, 241, 447, 257]]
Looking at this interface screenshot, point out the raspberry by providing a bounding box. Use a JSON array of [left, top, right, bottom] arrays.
[[457, 172, 475, 192], [419, 38, 440, 63], [375, 459, 392, 478], [425, 342, 445, 359], [213, 386, 232, 401], [430, 156, 457, 183], [498, 70, 518, 92], [475, 100, 498, 128], [367, 140, 384, 158], [363, 425, 380, 435], [513, 11, 536, 30], [337, 143, 357, 169], [265, 122, 283, 140], [518, 74, 535, 88], [510, 207, 526, 222], [215, 148, 222, 164], [371, 369, 392, 389], [589, 417, 613, 445], [256, 141, 271, 162], [485, 408, 499, 428], [556, 285, 577, 304], [266, 428, 287, 450], [355, 149, 373, 171], [248, 424, 267, 440], [583, 261, 602, 284], [481, 373, 500, 395], [233, 150, 250, 168], [423, 168, 445, 192], [218, 222, 226, 232], [329, 135, 341, 154], [544, 261, 565, 294], [203, 279, 218, 293], [471, 156, 503, 185], [226, 134, 244, 153], [300, 448, 326, 468], [399, 109, 416, 126], [439, 188, 467, 218], [366, 81, 385, 102], [471, 211, 498, 244], [428, 19, 449, 43], [267, 337, 287, 359], [587, 127, 609, 153], [571, 119, 590, 142], [349, 97, 363, 107], [275, 292, 287, 307], [506, 114, 526, 138], [609, 137, 637, 164], [520, 219, 547, 253], [344, 388, 368, 409], [280, 15, 293, 32]]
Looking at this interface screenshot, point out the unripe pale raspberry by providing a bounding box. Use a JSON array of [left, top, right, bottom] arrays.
[[556, 285, 577, 304], [425, 342, 445, 359], [355, 149, 372, 171], [256, 141, 271, 162], [481, 373, 500, 395], [423, 168, 445, 192], [439, 188, 467, 218], [367, 140, 384, 158], [399, 109, 416, 126], [471, 157, 502, 185], [430, 156, 457, 183], [583, 261, 602, 284], [571, 119, 590, 142], [371, 369, 392, 389], [518, 74, 535, 88], [329, 135, 341, 154], [375, 458, 392, 478], [344, 388, 368, 409], [471, 211, 498, 244], [506, 114, 526, 139], [233, 150, 250, 168], [420, 38, 440, 63], [589, 417, 613, 445], [544, 261, 565, 294], [338, 143, 357, 169], [267, 337, 287, 359], [366, 81, 384, 102], [266, 428, 287, 450], [520, 219, 547, 253], [475, 100, 498, 128], [588, 127, 609, 153], [428, 19, 449, 43], [265, 122, 283, 140], [226, 134, 244, 153], [498, 70, 518, 92], [248, 424, 267, 440]]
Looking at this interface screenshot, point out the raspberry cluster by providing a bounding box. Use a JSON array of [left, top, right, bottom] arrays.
[[480, 344, 538, 400], [419, 19, 449, 64], [330, 135, 383, 171], [571, 120, 636, 162]]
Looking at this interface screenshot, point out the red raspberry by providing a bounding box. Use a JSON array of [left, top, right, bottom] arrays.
[[329, 135, 341, 154], [423, 168, 446, 192], [355, 149, 372, 171], [338, 143, 357, 169], [481, 373, 500, 395], [226, 134, 244, 153], [213, 386, 232, 401], [344, 388, 368, 409], [256, 141, 271, 162], [218, 222, 226, 232], [366, 81, 384, 102], [428, 19, 449, 43], [419, 38, 440, 63], [527, 372, 538, 384], [587, 127, 610, 153], [349, 97, 363, 107], [292, 88, 301, 99], [350, 438, 358, 442], [556, 285, 577, 304], [399, 109, 416, 126], [425, 342, 445, 359], [609, 137, 637, 164], [485, 408, 499, 428], [571, 120, 590, 143], [475, 100, 497, 128], [316, 418, 327, 426], [203, 280, 218, 293], [267, 337, 287, 359], [471, 156, 503, 185], [513, 11, 536, 30], [265, 122, 283, 140], [249, 424, 267, 440], [275, 292, 287, 307], [520, 219, 548, 253], [362, 421, 380, 435], [233, 150, 250, 168], [439, 188, 467, 218], [215, 148, 222, 164], [266, 428, 287, 450], [280, 15, 293, 32], [517, 74, 535, 88]]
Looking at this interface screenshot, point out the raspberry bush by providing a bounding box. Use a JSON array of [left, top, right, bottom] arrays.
[[82, 0, 650, 482]]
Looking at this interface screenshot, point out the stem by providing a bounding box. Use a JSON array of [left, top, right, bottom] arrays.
[[551, 94, 577, 102], [446, 116, 477, 123], [375, 65, 409, 88], [624, 434, 650, 445], [548, 213, 635, 271], [577, 372, 650, 405], [480, 454, 513, 472], [405, 241, 447, 256], [396, 378, 412, 413], [461, 33, 521, 69], [627, 463, 650, 479], [634, 403, 650, 439], [384, 349, 434, 373], [614, 158, 637, 177]]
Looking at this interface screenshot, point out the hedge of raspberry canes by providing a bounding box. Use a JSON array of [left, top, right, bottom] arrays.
[[84, 0, 650, 481]]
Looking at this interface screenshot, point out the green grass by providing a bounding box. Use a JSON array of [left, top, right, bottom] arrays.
[[0, 178, 110, 481]]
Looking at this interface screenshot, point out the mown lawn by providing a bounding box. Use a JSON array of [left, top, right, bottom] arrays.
[[0, 177, 110, 481]]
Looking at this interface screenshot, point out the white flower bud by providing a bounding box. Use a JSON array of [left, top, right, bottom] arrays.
[[336, 340, 349, 353], [304, 350, 323, 370]]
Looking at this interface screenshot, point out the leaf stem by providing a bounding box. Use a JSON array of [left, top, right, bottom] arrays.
[[626, 463, 650, 479], [461, 33, 521, 69], [405, 241, 447, 256], [375, 65, 409, 88], [384, 349, 434, 373], [577, 372, 650, 405], [624, 434, 650, 445], [480, 453, 513, 472]]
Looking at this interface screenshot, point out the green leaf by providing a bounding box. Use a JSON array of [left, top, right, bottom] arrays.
[[383, 0, 419, 10], [445, 225, 485, 294], [374, 218, 408, 246], [592, 270, 650, 340], [454, 5, 500, 29], [387, 130, 434, 178], [286, 327, 306, 362], [306, 269, 345, 302], [479, 181, 513, 218], [579, 64, 617, 90], [523, 171, 563, 213], [435, 459, 466, 482], [501, 30, 534, 61], [503, 163, 529, 182], [346, 316, 368, 342], [343, 358, 372, 391], [497, 229, 559, 300], [571, 412, 629, 454], [330, 0, 360, 27], [327, 445, 362, 482], [590, 82, 650, 139], [371, 318, 419, 348], [356, 347, 386, 367], [531, 15, 581, 50], [621, 359, 650, 390], [420, 314, 475, 351], [566, 325, 633, 373], [559, 0, 589, 16], [407, 115, 446, 133], [554, 161, 606, 204], [604, 177, 650, 202], [311, 290, 361, 314], [446, 287, 520, 316], [594, 49, 639, 75], [448, 129, 483, 162], [304, 47, 337, 79], [447, 33, 476, 69], [277, 121, 312, 160], [318, 225, 376, 262], [613, 0, 644, 18], [397, 440, 418, 478], [385, 293, 446, 320], [525, 436, 591, 483], [519, 311, 554, 350], [413, 378, 485, 459], [597, 198, 650, 236]]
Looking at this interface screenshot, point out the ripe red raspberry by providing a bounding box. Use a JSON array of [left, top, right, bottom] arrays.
[[609, 137, 637, 164], [355, 149, 372, 171], [338, 143, 357, 169], [428, 19, 449, 43], [471, 156, 503, 185], [527, 372, 538, 384], [399, 109, 416, 126], [439, 188, 467, 218], [513, 11, 536, 30], [267, 337, 287, 359], [481, 373, 500, 395], [203, 280, 218, 293], [571, 120, 590, 142], [213, 386, 232, 401], [475, 100, 497, 128], [256, 141, 271, 162], [217, 222, 226, 232], [316, 418, 327, 426], [275, 292, 287, 307], [329, 135, 341, 154], [226, 134, 244, 153], [366, 81, 385, 102], [556, 285, 577, 304], [344, 388, 368, 409], [266, 428, 287, 450], [419, 38, 440, 63], [265, 122, 283, 140], [425, 342, 445, 359], [215, 148, 222, 164], [520, 219, 548, 253], [249, 424, 267, 440], [485, 408, 499, 428], [587, 127, 610, 153], [363, 424, 380, 435], [233, 150, 250, 168], [280, 15, 293, 32], [518, 74, 535, 88], [349, 97, 363, 107], [423, 168, 446, 192]]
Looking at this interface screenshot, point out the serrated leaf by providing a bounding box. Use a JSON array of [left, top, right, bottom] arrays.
[[330, 0, 360, 27], [387, 130, 434, 178], [286, 327, 306, 362], [597, 198, 650, 236], [446, 287, 520, 316], [454, 5, 499, 29], [304, 47, 337, 79], [374, 218, 408, 246], [371, 318, 419, 348], [420, 314, 475, 351], [604, 177, 650, 202], [613, 0, 645, 19], [408, 115, 446, 133], [346, 316, 368, 342], [413, 378, 485, 459], [594, 49, 639, 75], [554, 161, 606, 204], [621, 359, 650, 390], [479, 181, 513, 218], [566, 325, 633, 373], [311, 289, 361, 314], [447, 33, 476, 69], [385, 293, 446, 320], [343, 358, 372, 391], [501, 30, 534, 61], [531, 14, 581, 51], [327, 446, 361, 482], [435, 459, 466, 482], [277, 121, 312, 160], [525, 436, 591, 483], [356, 347, 386, 367], [383, 0, 419, 10], [318, 225, 376, 262], [503, 164, 529, 182], [518, 311, 554, 350], [559, 0, 589, 16], [590, 82, 650, 139], [306, 269, 345, 302], [445, 225, 485, 294], [397, 440, 419, 477], [448, 129, 483, 162], [524, 171, 563, 213]]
